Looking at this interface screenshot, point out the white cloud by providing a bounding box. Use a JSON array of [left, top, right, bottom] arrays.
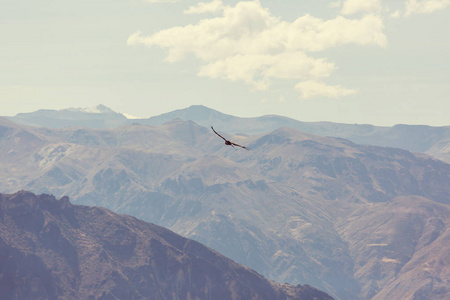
[[129, 0, 387, 98], [184, 0, 225, 15], [143, 0, 177, 3], [295, 80, 357, 99], [198, 52, 336, 90], [404, 0, 450, 16], [341, 0, 382, 15], [334, 0, 450, 17], [283, 14, 387, 52], [390, 10, 401, 18]]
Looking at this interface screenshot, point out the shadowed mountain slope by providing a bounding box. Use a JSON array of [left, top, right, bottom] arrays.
[[0, 191, 332, 300]]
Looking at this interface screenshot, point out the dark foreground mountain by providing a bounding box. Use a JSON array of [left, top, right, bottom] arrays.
[[5, 105, 450, 163], [1, 117, 449, 299], [0, 191, 332, 300]]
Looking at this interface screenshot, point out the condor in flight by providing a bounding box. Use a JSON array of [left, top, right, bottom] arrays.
[[211, 126, 249, 150]]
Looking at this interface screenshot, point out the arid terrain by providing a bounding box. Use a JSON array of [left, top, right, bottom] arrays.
[[1, 109, 449, 299]]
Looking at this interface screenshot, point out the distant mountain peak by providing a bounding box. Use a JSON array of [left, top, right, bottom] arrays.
[[7, 104, 127, 129], [170, 104, 231, 118], [66, 104, 116, 114], [187, 104, 210, 110]]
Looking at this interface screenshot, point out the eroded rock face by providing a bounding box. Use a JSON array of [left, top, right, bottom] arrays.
[[0, 191, 332, 300]]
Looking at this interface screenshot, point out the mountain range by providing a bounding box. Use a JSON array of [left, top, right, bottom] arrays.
[[0, 191, 331, 300], [1, 110, 449, 299], [6, 104, 128, 129], [5, 104, 450, 163]]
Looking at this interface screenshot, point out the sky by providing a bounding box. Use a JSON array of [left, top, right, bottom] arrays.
[[1, 0, 449, 126]]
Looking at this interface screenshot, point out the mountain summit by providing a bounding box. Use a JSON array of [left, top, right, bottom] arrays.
[[65, 104, 116, 114], [7, 104, 127, 129]]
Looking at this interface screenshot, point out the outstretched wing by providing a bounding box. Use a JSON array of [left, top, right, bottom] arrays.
[[211, 126, 227, 142], [212, 126, 250, 150], [230, 142, 250, 150]]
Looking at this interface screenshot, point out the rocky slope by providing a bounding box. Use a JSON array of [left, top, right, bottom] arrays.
[[1, 117, 449, 299], [0, 191, 332, 300], [337, 196, 450, 299]]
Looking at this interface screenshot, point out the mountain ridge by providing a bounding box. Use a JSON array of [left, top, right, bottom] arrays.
[[4, 105, 450, 163], [0, 190, 333, 300]]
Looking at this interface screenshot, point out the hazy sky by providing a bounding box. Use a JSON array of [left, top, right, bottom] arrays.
[[1, 0, 449, 126]]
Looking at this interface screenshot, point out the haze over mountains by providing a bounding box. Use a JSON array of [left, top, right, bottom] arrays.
[[0, 191, 331, 300], [6, 104, 128, 129], [1, 106, 449, 299], [5, 104, 450, 163]]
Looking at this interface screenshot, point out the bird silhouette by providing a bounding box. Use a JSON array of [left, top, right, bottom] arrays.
[[211, 126, 249, 150]]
